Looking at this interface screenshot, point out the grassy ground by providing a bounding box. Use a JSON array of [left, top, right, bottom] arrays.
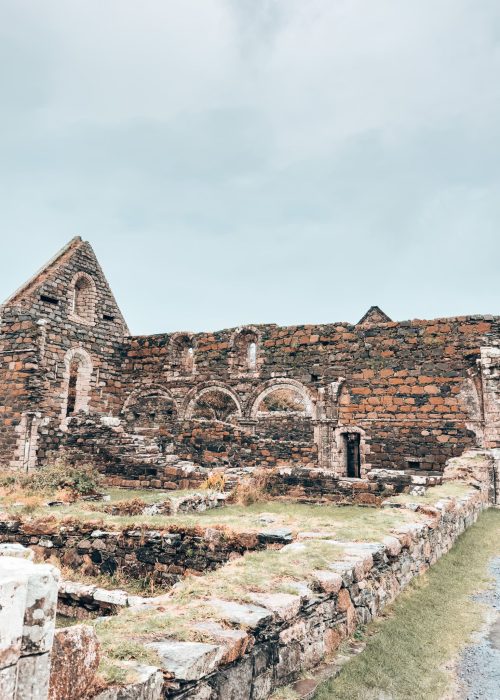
[[0, 489, 425, 541], [387, 481, 471, 505], [313, 508, 500, 700]]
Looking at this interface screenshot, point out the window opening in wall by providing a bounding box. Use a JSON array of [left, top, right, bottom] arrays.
[[73, 275, 95, 323], [40, 294, 59, 305], [184, 346, 195, 373], [66, 359, 80, 416], [233, 330, 258, 372], [407, 460, 421, 471], [345, 433, 361, 478], [192, 390, 239, 422], [103, 314, 115, 322], [248, 342, 257, 370]]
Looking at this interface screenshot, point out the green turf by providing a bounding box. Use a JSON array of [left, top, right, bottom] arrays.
[[314, 508, 500, 700]]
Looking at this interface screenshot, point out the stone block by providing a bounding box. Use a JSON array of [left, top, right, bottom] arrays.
[[49, 624, 100, 700], [15, 653, 51, 700], [0, 567, 28, 667], [311, 571, 343, 594], [209, 599, 273, 629], [194, 621, 251, 664], [249, 592, 301, 621], [0, 665, 17, 699], [93, 588, 128, 607], [146, 640, 220, 681], [21, 562, 59, 656], [93, 663, 163, 699], [0, 544, 34, 561], [215, 656, 253, 700]]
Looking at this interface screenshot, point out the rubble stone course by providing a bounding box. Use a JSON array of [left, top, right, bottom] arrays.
[[0, 521, 265, 590]]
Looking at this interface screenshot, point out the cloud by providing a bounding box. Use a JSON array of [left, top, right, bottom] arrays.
[[0, 1, 499, 332]]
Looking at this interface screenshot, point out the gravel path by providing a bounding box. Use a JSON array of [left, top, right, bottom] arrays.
[[455, 557, 500, 699]]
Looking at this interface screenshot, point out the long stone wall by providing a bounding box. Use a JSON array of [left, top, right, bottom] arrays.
[[154, 487, 488, 699], [0, 522, 266, 588]]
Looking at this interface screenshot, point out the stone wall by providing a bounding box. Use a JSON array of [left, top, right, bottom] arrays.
[[0, 521, 266, 588], [0, 238, 126, 470], [2, 237, 500, 482], [153, 487, 488, 698], [265, 466, 443, 504]]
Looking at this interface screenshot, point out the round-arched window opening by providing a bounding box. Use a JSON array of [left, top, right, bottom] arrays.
[[72, 274, 96, 324], [191, 389, 240, 422], [258, 388, 307, 414]]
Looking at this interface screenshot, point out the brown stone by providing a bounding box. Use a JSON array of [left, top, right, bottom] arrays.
[[48, 624, 100, 700]]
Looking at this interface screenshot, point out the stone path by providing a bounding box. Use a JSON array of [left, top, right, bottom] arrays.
[[455, 556, 500, 699]]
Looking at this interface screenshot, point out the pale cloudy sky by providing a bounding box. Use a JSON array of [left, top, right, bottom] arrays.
[[0, 1, 499, 334]]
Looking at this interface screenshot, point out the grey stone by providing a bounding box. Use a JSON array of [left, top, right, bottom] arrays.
[[249, 592, 301, 621], [0, 665, 17, 699], [93, 663, 163, 699], [93, 588, 128, 607], [215, 655, 253, 700], [146, 640, 220, 681], [0, 544, 34, 561], [15, 653, 51, 700], [209, 599, 273, 629], [258, 528, 293, 544]]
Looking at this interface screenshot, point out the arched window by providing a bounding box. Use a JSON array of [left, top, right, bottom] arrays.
[[248, 342, 257, 370], [71, 273, 96, 324], [62, 348, 92, 421], [170, 334, 195, 375], [232, 329, 259, 372], [66, 358, 80, 416], [191, 389, 240, 422], [258, 387, 307, 414], [184, 346, 195, 373]]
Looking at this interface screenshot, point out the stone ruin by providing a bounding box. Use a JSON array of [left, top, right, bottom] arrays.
[[1, 238, 500, 699], [0, 236, 499, 502]]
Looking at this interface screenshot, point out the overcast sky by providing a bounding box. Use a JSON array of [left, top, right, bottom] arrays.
[[0, 1, 499, 334]]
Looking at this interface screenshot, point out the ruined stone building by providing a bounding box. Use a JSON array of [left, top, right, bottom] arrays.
[[1, 237, 499, 488]]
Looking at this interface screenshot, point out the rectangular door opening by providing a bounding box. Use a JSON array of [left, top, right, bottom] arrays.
[[345, 433, 361, 478]]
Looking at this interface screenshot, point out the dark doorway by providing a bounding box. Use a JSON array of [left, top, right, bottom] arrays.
[[345, 433, 361, 478]]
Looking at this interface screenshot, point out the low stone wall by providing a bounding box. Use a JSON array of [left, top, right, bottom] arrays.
[[57, 579, 170, 619], [266, 466, 443, 504], [152, 487, 488, 698], [38, 414, 318, 488], [0, 522, 265, 588]]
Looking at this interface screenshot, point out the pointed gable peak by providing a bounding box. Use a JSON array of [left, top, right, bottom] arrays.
[[3, 236, 84, 308], [357, 306, 392, 326], [2, 236, 129, 335]]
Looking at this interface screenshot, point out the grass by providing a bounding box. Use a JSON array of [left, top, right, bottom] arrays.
[[386, 481, 472, 506], [1, 484, 423, 542], [314, 508, 500, 700]]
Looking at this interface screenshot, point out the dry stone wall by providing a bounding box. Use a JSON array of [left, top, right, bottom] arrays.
[[154, 487, 488, 699], [0, 521, 268, 588]]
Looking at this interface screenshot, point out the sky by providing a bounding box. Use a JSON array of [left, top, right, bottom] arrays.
[[0, 0, 499, 335]]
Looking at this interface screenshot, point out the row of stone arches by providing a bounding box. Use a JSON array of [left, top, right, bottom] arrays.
[[122, 378, 317, 424]]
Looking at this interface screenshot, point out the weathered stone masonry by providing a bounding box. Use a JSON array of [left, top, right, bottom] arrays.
[[1, 238, 500, 489]]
